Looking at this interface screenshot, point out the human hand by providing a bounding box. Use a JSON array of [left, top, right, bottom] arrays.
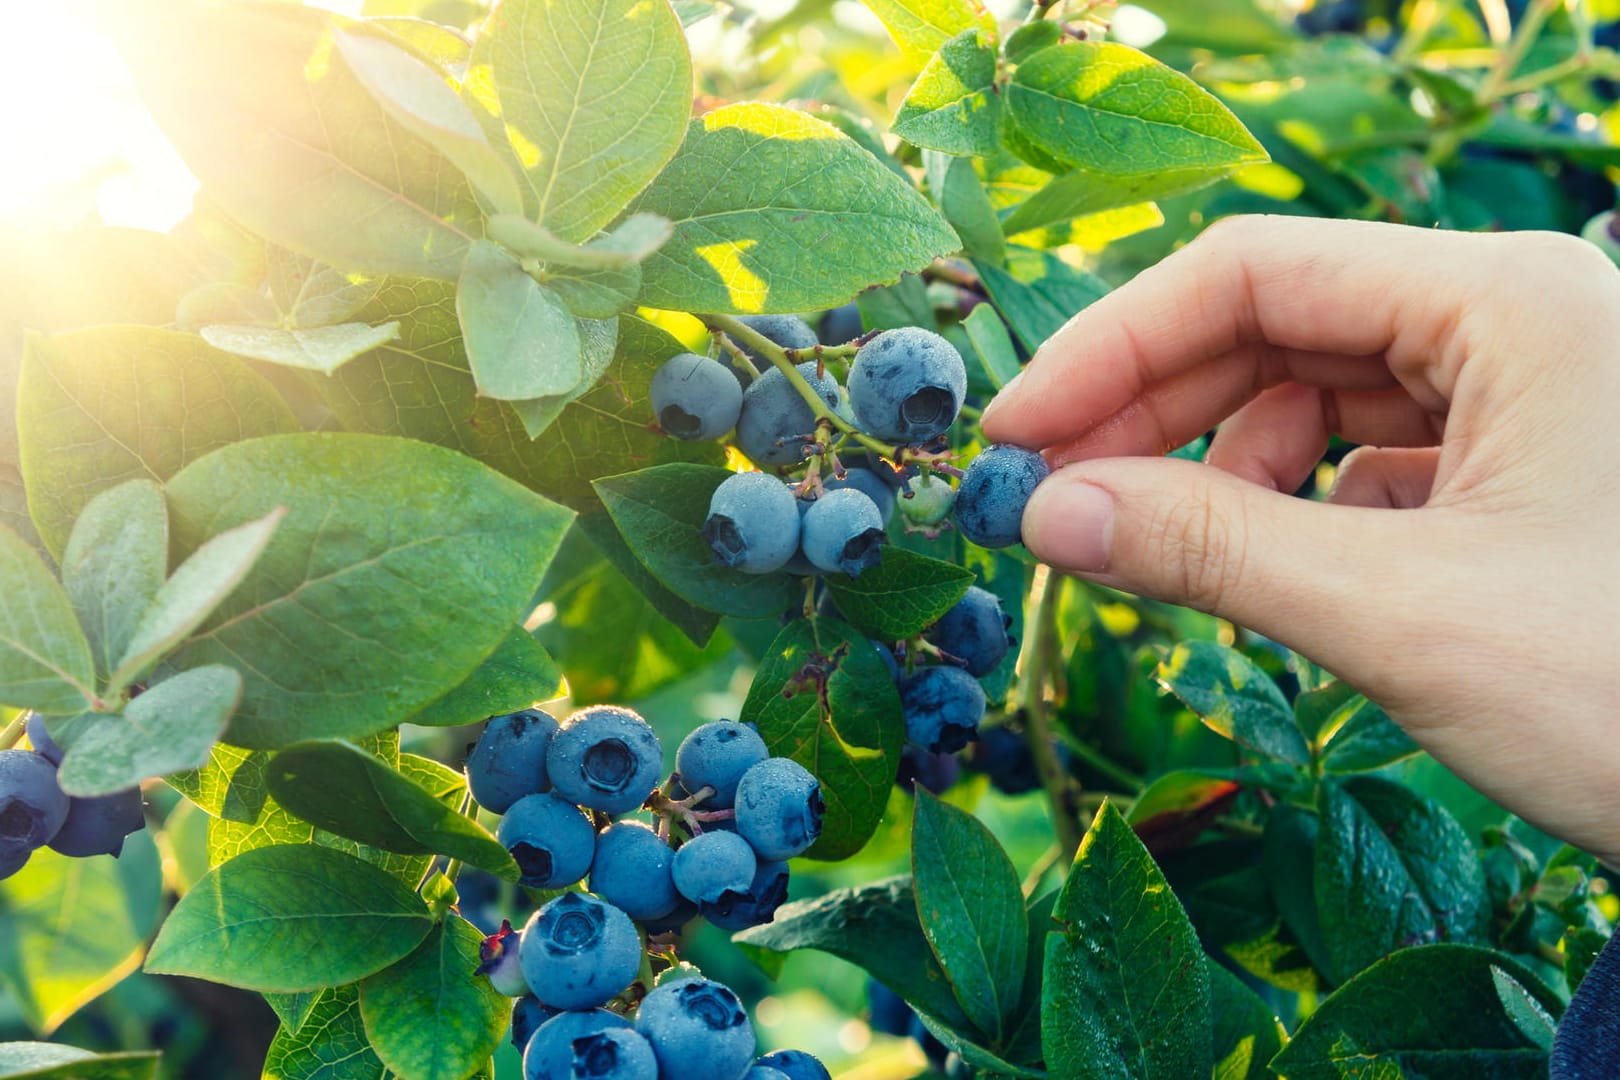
[[980, 216, 1620, 865]]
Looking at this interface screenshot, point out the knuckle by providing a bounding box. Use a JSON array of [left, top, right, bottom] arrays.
[[1143, 485, 1250, 614], [1493, 230, 1619, 296]]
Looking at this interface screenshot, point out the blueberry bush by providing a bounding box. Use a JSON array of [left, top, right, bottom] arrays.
[[1, 0, 1618, 1076]]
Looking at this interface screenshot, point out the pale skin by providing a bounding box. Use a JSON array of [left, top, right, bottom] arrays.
[[980, 216, 1620, 867]]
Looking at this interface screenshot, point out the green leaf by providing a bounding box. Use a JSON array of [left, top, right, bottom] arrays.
[[267, 739, 518, 879], [632, 103, 960, 314], [197, 322, 401, 375], [334, 28, 525, 216], [1271, 945, 1560, 1078], [740, 615, 906, 860], [465, 0, 692, 241], [487, 212, 673, 271], [115, 3, 477, 279], [1292, 680, 1359, 743], [0, 1045, 158, 1080], [925, 152, 1005, 263], [175, 283, 282, 331], [1001, 889, 1058, 1066], [1042, 800, 1212, 1079], [0, 526, 95, 715], [1125, 769, 1243, 855], [543, 264, 643, 321], [108, 507, 285, 694], [0, 834, 163, 1034], [1004, 20, 1060, 64], [734, 876, 977, 1035], [457, 240, 583, 400], [895, 30, 1002, 158], [262, 992, 320, 1036], [407, 626, 561, 728], [1207, 960, 1286, 1080], [594, 464, 800, 620], [263, 985, 391, 1080], [911, 790, 1028, 1042], [1261, 802, 1333, 982], [1156, 640, 1309, 765], [1003, 43, 1266, 221], [359, 916, 509, 1080], [970, 248, 1109, 353], [958, 305, 1020, 391], [862, 0, 999, 65], [55, 665, 241, 798], [507, 317, 623, 438], [16, 327, 299, 559], [270, 257, 387, 330], [821, 551, 968, 646], [1492, 966, 1556, 1050], [1317, 694, 1420, 773], [59, 480, 167, 680], [1315, 777, 1492, 984], [163, 433, 573, 748], [146, 844, 433, 992]]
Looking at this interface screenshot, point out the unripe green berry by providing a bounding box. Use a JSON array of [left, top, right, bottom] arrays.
[[898, 474, 955, 527], [1581, 210, 1620, 265]]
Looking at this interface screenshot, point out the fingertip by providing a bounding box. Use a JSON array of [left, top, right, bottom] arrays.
[[1022, 473, 1114, 573], [978, 369, 1025, 441]]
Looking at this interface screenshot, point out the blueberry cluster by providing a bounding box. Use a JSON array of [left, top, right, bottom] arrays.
[[0, 715, 146, 880]]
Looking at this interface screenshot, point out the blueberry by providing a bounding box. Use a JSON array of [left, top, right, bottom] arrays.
[[743, 1068, 790, 1080], [757, 1050, 832, 1080], [848, 327, 967, 443], [0, 750, 70, 861], [897, 473, 955, 529], [634, 977, 755, 1080], [867, 979, 912, 1037], [571, 1027, 659, 1080], [858, 451, 915, 492], [652, 353, 745, 441], [924, 586, 1013, 677], [953, 445, 1050, 549], [966, 726, 1039, 795], [519, 893, 641, 1011], [702, 859, 789, 932], [735, 314, 818, 368], [547, 706, 663, 816], [800, 488, 886, 578], [640, 894, 701, 936], [467, 709, 559, 814], [496, 793, 596, 889], [824, 466, 896, 525], [909, 1014, 949, 1068], [733, 757, 824, 861], [25, 714, 61, 765], [511, 995, 557, 1052], [0, 844, 29, 882], [477, 919, 531, 997], [780, 489, 818, 577], [675, 721, 768, 809], [900, 666, 985, 754], [895, 747, 960, 795], [817, 303, 862, 345], [734, 362, 842, 467], [523, 1009, 632, 1080], [672, 830, 757, 905], [704, 472, 803, 574], [589, 821, 680, 921], [47, 786, 144, 858]]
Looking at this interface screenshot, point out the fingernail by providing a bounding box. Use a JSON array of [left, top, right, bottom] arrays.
[[1024, 481, 1113, 572]]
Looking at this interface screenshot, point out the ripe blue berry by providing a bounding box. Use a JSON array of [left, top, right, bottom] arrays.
[[511, 995, 557, 1052], [634, 977, 755, 1080], [467, 709, 559, 814], [570, 1028, 659, 1080], [547, 706, 663, 816], [47, 787, 144, 858], [589, 821, 679, 921], [0, 750, 70, 860], [519, 893, 641, 1011], [925, 586, 1013, 677], [847, 327, 967, 443], [801, 488, 886, 578], [900, 666, 985, 753], [817, 303, 862, 345], [757, 1050, 832, 1080], [743, 1068, 790, 1080], [867, 979, 913, 1037], [0, 845, 28, 881], [954, 445, 1050, 549], [897, 473, 955, 528], [704, 472, 802, 575], [640, 894, 700, 935], [25, 714, 61, 765], [734, 362, 842, 467], [702, 859, 789, 932], [496, 793, 596, 889], [675, 721, 768, 809], [478, 920, 531, 997], [966, 726, 1039, 795], [733, 757, 824, 861], [895, 747, 960, 795], [824, 466, 896, 525], [523, 1009, 632, 1080], [736, 314, 818, 367], [672, 830, 757, 905], [651, 353, 744, 441]]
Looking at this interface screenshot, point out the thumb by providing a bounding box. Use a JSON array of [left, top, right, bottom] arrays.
[[1022, 457, 1434, 664]]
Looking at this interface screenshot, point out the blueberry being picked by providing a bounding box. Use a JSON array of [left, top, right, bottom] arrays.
[[924, 586, 1013, 677], [518, 893, 641, 1011], [496, 793, 596, 889], [651, 353, 744, 441], [702, 858, 789, 931], [546, 705, 663, 815], [801, 488, 886, 578], [0, 749, 71, 868], [634, 977, 756, 1080], [733, 757, 824, 860], [900, 666, 985, 754], [467, 708, 559, 814], [523, 1009, 632, 1080], [672, 830, 757, 905], [848, 327, 967, 443], [954, 445, 1050, 549], [704, 472, 802, 575], [675, 720, 768, 809], [734, 362, 842, 467], [589, 821, 680, 921]]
